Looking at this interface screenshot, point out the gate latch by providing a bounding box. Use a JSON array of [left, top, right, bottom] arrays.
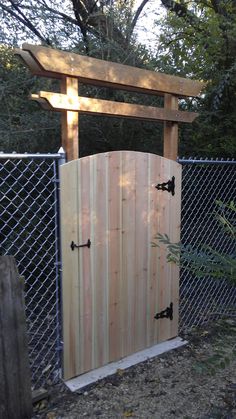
[[155, 176, 175, 196], [71, 239, 91, 251], [154, 303, 173, 320]]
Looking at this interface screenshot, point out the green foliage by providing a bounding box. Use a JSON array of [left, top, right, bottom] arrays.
[[152, 201, 236, 286], [0, 45, 60, 153], [155, 0, 236, 157], [193, 349, 233, 375], [192, 319, 236, 375]]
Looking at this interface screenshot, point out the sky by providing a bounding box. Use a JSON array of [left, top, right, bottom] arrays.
[[134, 0, 166, 48]]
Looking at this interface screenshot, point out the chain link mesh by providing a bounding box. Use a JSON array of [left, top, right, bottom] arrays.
[[0, 154, 62, 388], [179, 158, 236, 331], [0, 154, 235, 387]]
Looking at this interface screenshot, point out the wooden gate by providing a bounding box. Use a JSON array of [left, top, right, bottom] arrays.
[[60, 151, 181, 380]]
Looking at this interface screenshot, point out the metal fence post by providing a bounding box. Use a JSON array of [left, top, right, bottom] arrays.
[[52, 148, 66, 381]]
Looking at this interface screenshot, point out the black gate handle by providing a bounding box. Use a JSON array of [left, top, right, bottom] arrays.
[[70, 239, 91, 251]]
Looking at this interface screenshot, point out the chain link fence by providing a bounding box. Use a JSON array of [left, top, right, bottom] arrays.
[[0, 152, 65, 388], [179, 158, 236, 331], [0, 153, 235, 387]]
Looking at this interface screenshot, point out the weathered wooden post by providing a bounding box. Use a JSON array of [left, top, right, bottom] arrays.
[[0, 256, 32, 419]]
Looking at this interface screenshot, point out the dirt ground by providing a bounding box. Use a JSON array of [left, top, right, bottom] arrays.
[[33, 319, 236, 419]]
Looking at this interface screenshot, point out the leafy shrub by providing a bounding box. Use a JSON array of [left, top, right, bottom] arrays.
[[152, 201, 236, 286]]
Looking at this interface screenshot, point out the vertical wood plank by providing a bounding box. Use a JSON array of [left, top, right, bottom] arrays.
[[134, 152, 148, 351], [60, 161, 80, 380], [146, 154, 161, 346], [61, 77, 79, 161], [92, 154, 109, 369], [108, 151, 122, 361], [121, 152, 136, 357], [78, 157, 92, 373], [163, 94, 179, 161], [0, 256, 32, 419], [158, 157, 172, 342], [169, 160, 182, 337], [155, 157, 181, 341]]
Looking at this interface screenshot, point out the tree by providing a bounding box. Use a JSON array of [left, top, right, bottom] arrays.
[[0, 1, 151, 57], [154, 0, 236, 157], [0, 1, 166, 155]]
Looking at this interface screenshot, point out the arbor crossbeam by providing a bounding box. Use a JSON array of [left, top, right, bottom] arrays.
[[32, 91, 198, 123], [15, 44, 205, 161]]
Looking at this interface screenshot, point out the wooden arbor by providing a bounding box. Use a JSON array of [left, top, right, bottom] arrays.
[[16, 44, 204, 161], [15, 45, 204, 383]]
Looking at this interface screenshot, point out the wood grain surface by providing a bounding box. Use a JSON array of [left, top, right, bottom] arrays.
[[21, 44, 204, 97], [60, 151, 181, 380]]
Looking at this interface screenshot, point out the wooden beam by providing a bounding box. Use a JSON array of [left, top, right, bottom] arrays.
[[33, 91, 81, 111], [15, 49, 59, 79], [22, 44, 204, 97], [32, 91, 199, 124], [61, 77, 79, 161], [163, 94, 179, 161], [31, 94, 52, 110]]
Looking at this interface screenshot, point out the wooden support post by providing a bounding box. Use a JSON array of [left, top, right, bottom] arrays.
[[61, 77, 79, 161], [163, 94, 179, 161], [0, 256, 32, 419]]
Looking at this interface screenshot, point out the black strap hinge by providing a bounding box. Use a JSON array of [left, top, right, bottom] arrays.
[[154, 303, 173, 320], [155, 176, 175, 196]]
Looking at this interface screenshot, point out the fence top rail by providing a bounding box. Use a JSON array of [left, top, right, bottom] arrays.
[[0, 153, 235, 165], [0, 152, 65, 160], [178, 158, 236, 165]]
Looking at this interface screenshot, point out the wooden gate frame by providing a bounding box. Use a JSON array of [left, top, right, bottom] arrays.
[[16, 44, 204, 161]]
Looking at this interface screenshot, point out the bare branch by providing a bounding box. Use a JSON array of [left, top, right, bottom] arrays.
[[36, 0, 79, 25], [161, 0, 198, 25], [128, 0, 150, 42], [1, 1, 50, 44]]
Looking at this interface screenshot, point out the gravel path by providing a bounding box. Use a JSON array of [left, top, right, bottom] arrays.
[[33, 319, 236, 419]]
